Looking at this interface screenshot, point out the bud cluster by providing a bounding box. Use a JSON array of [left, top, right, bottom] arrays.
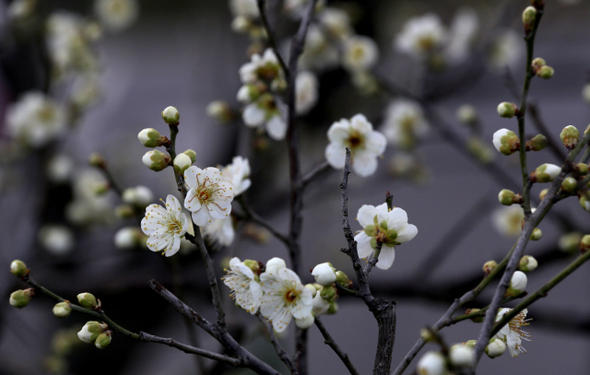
[[77, 321, 112, 349]]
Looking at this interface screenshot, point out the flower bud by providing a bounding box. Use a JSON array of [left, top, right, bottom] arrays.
[[142, 150, 170, 171], [531, 57, 546, 70], [53, 301, 72, 318], [320, 285, 337, 301], [77, 292, 98, 309], [485, 337, 507, 358], [77, 321, 107, 344], [137, 128, 164, 148], [522, 6, 537, 31], [492, 128, 520, 155], [95, 331, 112, 349], [532, 163, 561, 182], [416, 351, 446, 375], [122, 186, 154, 207], [465, 308, 484, 323], [9, 288, 34, 309], [561, 177, 578, 193], [304, 284, 317, 298], [456, 104, 478, 127], [420, 328, 435, 342], [114, 227, 142, 249], [243, 259, 261, 274], [560, 125, 579, 149], [312, 292, 330, 315], [559, 232, 582, 254], [173, 153, 192, 175], [580, 234, 590, 253], [483, 260, 497, 274], [525, 134, 547, 151], [579, 193, 590, 212], [497, 102, 517, 118], [311, 262, 337, 286], [335, 270, 352, 288], [327, 300, 338, 314], [539, 188, 549, 201], [537, 65, 554, 79], [88, 153, 105, 169], [182, 149, 197, 163], [449, 344, 474, 368], [161, 106, 179, 125], [294, 314, 315, 329], [506, 270, 527, 297], [498, 189, 521, 205], [206, 101, 234, 123], [519, 255, 538, 272], [467, 137, 495, 164], [530, 227, 542, 241], [265, 257, 286, 274], [574, 163, 588, 175], [10, 259, 28, 278]]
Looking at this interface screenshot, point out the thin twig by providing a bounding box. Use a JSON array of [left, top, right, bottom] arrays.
[[257, 313, 299, 374], [235, 196, 290, 247], [256, 0, 289, 79], [301, 161, 331, 189], [314, 317, 360, 375], [528, 102, 567, 162]]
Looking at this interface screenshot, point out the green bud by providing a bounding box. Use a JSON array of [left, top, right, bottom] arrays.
[[115, 204, 136, 219], [467, 137, 495, 164], [580, 235, 590, 253], [173, 153, 192, 175], [561, 177, 578, 193], [161, 106, 179, 125], [77, 321, 107, 343], [320, 285, 337, 301], [574, 163, 588, 175], [137, 128, 164, 148], [559, 232, 582, 254], [95, 331, 112, 349], [498, 189, 518, 206], [243, 259, 260, 274], [327, 301, 338, 314], [531, 57, 546, 69], [182, 149, 197, 163], [483, 260, 497, 274], [497, 102, 517, 118], [9, 288, 34, 309], [335, 270, 351, 288], [10, 259, 28, 278], [522, 6, 537, 30], [88, 153, 105, 169], [420, 328, 435, 342], [142, 150, 170, 172], [465, 308, 484, 323], [77, 292, 98, 309], [525, 134, 548, 151], [537, 65, 554, 79], [560, 125, 579, 150], [533, 163, 561, 183], [530, 228, 542, 241], [519, 255, 538, 272], [53, 301, 72, 318], [539, 188, 549, 201], [580, 194, 590, 212]]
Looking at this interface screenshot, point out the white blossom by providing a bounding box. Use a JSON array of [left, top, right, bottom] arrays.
[[494, 308, 531, 357], [311, 263, 336, 286], [449, 344, 474, 368], [242, 95, 287, 141], [223, 257, 262, 313], [114, 226, 141, 249], [445, 8, 479, 63], [265, 257, 287, 275], [295, 71, 319, 115], [202, 217, 235, 247], [342, 35, 379, 72], [489, 30, 522, 71], [46, 154, 74, 183], [492, 205, 524, 238], [77, 321, 108, 344], [229, 0, 259, 18], [318, 7, 352, 40], [299, 25, 340, 71], [260, 267, 313, 332], [221, 156, 251, 196], [38, 225, 74, 255], [354, 203, 418, 270], [239, 49, 283, 87], [416, 351, 446, 375], [94, 0, 139, 32], [325, 114, 386, 177], [184, 166, 235, 226], [141, 195, 189, 257], [6, 92, 67, 147], [312, 291, 330, 315], [394, 13, 447, 60], [382, 99, 428, 149], [122, 185, 153, 207]]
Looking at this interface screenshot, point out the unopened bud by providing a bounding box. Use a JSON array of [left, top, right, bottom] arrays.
[[77, 321, 108, 344], [206, 101, 234, 123], [539, 188, 549, 201], [559, 232, 582, 254], [483, 260, 497, 274], [531, 57, 546, 70], [582, 84, 590, 105], [497, 102, 517, 118], [138, 128, 165, 148], [243, 259, 260, 274], [579, 193, 590, 212], [465, 308, 484, 323], [295, 314, 315, 329], [142, 150, 170, 171], [335, 270, 351, 288], [449, 344, 475, 368], [320, 285, 337, 301], [77, 292, 98, 309], [53, 301, 72, 318], [485, 338, 507, 358], [88, 153, 105, 169], [417, 351, 446, 375], [498, 189, 521, 205], [161, 106, 179, 125], [560, 125, 579, 150], [574, 163, 588, 175], [532, 163, 560, 182], [182, 149, 197, 163], [522, 6, 537, 31], [525, 134, 547, 151], [506, 270, 528, 297], [580, 235, 590, 253], [530, 227, 542, 241], [95, 331, 112, 349], [467, 137, 495, 164], [519, 255, 538, 272], [10, 259, 28, 278], [115, 204, 135, 219], [456, 104, 478, 127], [492, 128, 520, 155], [537, 65, 554, 79], [420, 328, 435, 342], [9, 288, 34, 309], [173, 153, 192, 175], [561, 177, 578, 193], [311, 262, 336, 286]]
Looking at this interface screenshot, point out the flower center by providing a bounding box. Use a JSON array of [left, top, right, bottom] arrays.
[[284, 289, 299, 303], [346, 130, 364, 149]]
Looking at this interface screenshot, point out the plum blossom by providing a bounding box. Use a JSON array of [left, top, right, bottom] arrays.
[[325, 114, 386, 177], [354, 203, 418, 270], [382, 99, 428, 149], [184, 166, 235, 226], [394, 13, 447, 60], [141, 195, 190, 257], [494, 308, 531, 357], [223, 257, 262, 314], [221, 156, 251, 196]]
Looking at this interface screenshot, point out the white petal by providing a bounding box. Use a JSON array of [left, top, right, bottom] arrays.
[[375, 247, 395, 270], [325, 143, 346, 169], [396, 224, 418, 243], [265, 115, 286, 140], [352, 151, 378, 177], [355, 232, 374, 259], [357, 205, 378, 227]]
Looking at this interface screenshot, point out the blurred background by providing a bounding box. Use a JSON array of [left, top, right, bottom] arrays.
[[1, 0, 590, 374]]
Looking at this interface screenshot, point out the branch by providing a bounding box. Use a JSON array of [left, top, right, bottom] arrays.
[[235, 196, 290, 247], [257, 313, 299, 374], [257, 0, 289, 79], [314, 317, 360, 375]]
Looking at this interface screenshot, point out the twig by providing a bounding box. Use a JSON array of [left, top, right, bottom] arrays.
[[257, 313, 299, 374], [256, 0, 289, 79], [528, 102, 567, 161], [301, 161, 331, 189], [235, 196, 290, 247], [363, 242, 382, 275], [314, 317, 360, 375]]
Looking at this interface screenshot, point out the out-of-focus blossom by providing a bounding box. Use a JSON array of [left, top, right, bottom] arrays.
[[381, 99, 428, 150], [94, 0, 139, 32]]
